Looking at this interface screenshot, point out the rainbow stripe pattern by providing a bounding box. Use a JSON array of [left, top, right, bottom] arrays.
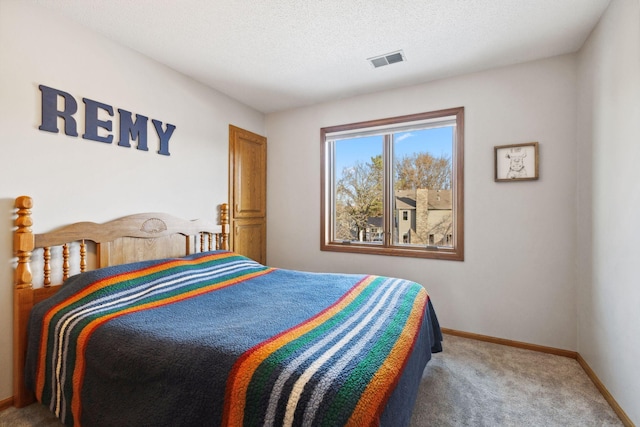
[[26, 251, 438, 427], [223, 275, 428, 427], [31, 251, 273, 426]]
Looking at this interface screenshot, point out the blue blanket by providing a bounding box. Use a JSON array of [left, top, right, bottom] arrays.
[[26, 251, 441, 426]]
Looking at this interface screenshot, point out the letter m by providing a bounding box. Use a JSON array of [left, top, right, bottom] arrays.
[[118, 109, 149, 150]]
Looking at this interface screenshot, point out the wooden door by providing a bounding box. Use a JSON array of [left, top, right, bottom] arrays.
[[229, 125, 267, 264]]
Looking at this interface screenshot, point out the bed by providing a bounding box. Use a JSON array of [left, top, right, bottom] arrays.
[[12, 195, 442, 427]]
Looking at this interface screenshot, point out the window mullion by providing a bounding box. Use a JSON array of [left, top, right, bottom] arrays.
[[383, 134, 393, 247], [328, 141, 336, 243]]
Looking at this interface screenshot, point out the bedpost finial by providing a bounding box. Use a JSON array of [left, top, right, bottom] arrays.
[[14, 196, 34, 290], [15, 195, 33, 210], [220, 203, 229, 223], [220, 203, 229, 251]]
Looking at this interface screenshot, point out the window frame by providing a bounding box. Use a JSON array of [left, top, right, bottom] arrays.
[[320, 107, 464, 261]]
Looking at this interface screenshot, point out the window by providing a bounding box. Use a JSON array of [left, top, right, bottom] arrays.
[[321, 107, 464, 260]]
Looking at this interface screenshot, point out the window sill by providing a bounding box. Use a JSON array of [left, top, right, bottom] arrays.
[[321, 242, 464, 261]]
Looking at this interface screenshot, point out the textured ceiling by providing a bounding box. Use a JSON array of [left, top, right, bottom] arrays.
[[28, 0, 611, 113]]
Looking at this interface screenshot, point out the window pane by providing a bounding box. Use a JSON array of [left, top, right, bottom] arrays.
[[392, 127, 454, 247], [333, 135, 383, 243]]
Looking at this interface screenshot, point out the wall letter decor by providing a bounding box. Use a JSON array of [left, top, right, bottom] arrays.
[[38, 85, 79, 136], [82, 97, 114, 144], [38, 84, 175, 156], [118, 109, 149, 151], [152, 119, 176, 156]]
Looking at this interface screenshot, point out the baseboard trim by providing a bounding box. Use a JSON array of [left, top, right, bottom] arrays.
[[441, 328, 578, 358], [0, 396, 14, 412], [576, 354, 635, 427], [441, 328, 635, 427]]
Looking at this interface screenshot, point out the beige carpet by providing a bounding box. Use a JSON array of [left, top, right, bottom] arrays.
[[0, 334, 624, 427], [410, 335, 623, 426]]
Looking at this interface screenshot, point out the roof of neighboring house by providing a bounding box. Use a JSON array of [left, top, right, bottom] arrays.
[[428, 190, 452, 210], [394, 189, 452, 210], [367, 217, 383, 228], [395, 190, 417, 210]]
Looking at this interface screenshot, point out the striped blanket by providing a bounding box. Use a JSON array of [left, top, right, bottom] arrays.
[[26, 251, 442, 427]]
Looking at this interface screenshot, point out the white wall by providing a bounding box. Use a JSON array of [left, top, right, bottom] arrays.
[[3, 0, 635, 422], [577, 0, 640, 424], [0, 1, 264, 401], [266, 55, 578, 351]]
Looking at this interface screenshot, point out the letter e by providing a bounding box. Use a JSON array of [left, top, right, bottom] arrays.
[[82, 98, 114, 144]]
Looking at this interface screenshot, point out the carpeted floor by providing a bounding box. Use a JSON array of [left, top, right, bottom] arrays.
[[0, 334, 623, 427], [409, 335, 623, 426]]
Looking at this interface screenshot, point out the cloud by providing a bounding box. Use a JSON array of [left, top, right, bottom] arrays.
[[394, 133, 413, 143]]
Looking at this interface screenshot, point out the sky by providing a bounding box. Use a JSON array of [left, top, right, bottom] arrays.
[[334, 126, 454, 176]]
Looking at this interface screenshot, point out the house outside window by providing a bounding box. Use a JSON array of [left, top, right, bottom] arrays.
[[321, 107, 464, 260]]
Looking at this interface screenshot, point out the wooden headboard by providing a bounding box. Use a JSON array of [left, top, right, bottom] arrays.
[[12, 195, 229, 407]]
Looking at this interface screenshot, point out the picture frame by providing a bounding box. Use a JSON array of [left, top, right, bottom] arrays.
[[494, 142, 539, 182]]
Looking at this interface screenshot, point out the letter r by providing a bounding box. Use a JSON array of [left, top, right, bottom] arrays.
[[38, 85, 78, 136]]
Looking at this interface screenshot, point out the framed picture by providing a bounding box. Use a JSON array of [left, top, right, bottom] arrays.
[[494, 142, 539, 182]]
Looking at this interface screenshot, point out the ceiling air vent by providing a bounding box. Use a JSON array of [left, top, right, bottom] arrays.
[[367, 50, 406, 68]]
